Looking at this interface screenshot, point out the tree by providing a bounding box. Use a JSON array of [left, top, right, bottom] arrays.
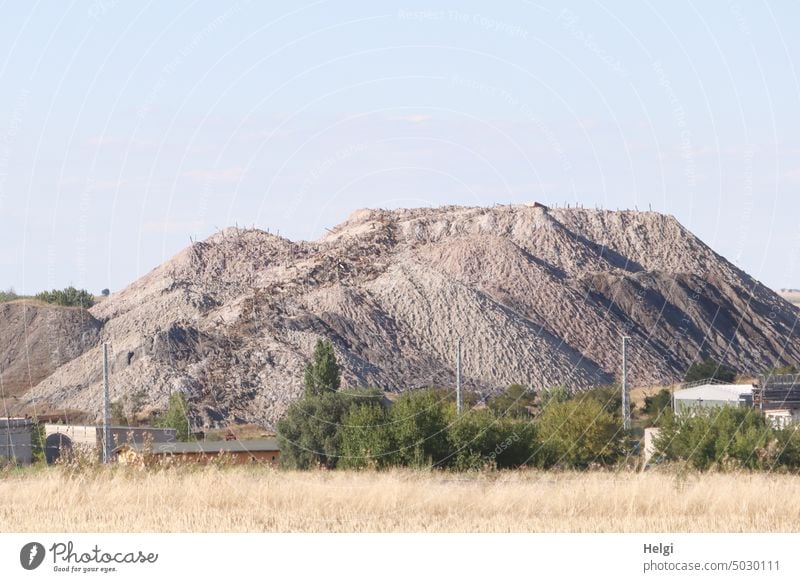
[[101, 288, 110, 297], [446, 409, 536, 470], [35, 286, 95, 308], [536, 398, 623, 469], [340, 402, 394, 469], [643, 389, 672, 424], [538, 384, 570, 411], [389, 389, 451, 467], [488, 384, 534, 419], [304, 339, 341, 397], [155, 392, 191, 441], [276, 391, 351, 469], [684, 358, 735, 383], [654, 406, 771, 471]]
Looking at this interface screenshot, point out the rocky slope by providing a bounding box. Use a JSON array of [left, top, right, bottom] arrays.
[[0, 302, 101, 400], [12, 204, 800, 427]]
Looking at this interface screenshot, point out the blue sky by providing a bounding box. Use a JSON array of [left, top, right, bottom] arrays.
[[1, 1, 798, 294]]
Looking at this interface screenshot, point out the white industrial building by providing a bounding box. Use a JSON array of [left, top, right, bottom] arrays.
[[0, 418, 35, 465], [672, 381, 754, 415]]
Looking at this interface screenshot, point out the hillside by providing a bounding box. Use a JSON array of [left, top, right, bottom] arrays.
[[11, 204, 800, 427], [0, 301, 101, 399]]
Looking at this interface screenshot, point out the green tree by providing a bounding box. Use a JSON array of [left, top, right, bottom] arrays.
[[446, 409, 536, 470], [576, 385, 623, 416], [101, 288, 110, 297], [389, 389, 451, 467], [643, 389, 672, 424], [277, 391, 351, 469], [304, 339, 341, 397], [35, 286, 95, 308], [538, 384, 570, 411], [684, 358, 736, 383], [654, 406, 771, 471], [489, 384, 534, 419], [340, 402, 394, 469], [155, 392, 191, 441], [536, 398, 623, 469]]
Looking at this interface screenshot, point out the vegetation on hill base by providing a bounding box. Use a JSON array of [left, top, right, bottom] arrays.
[[683, 358, 736, 383], [279, 343, 632, 470], [154, 392, 192, 442], [34, 286, 95, 308], [654, 406, 800, 471]]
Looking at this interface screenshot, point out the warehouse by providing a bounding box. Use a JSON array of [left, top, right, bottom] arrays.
[[0, 417, 34, 465], [672, 381, 754, 415]]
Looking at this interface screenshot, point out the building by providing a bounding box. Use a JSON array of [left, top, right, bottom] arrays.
[[754, 374, 800, 428], [43, 424, 177, 464], [0, 418, 34, 465], [114, 438, 280, 466], [672, 381, 754, 415]]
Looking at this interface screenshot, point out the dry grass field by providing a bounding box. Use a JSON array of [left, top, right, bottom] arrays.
[[3, 466, 800, 532]]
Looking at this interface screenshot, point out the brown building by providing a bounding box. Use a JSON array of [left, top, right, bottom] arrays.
[[115, 438, 280, 466]]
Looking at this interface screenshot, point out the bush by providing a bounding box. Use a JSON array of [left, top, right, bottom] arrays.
[[536, 398, 623, 469], [684, 358, 735, 383], [0, 288, 19, 303], [389, 389, 451, 468], [446, 410, 536, 470], [340, 402, 394, 469], [154, 392, 191, 442], [654, 406, 771, 470], [35, 286, 95, 308], [575, 385, 623, 416], [488, 384, 534, 419]]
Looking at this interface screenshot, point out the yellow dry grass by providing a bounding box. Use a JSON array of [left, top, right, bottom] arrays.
[[3, 466, 800, 532]]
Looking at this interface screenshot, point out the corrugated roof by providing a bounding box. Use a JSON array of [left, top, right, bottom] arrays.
[[115, 438, 280, 455], [673, 383, 754, 402]]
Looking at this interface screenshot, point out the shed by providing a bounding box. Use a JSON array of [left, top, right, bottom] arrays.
[[673, 382, 754, 415], [115, 438, 280, 466], [0, 418, 34, 465], [43, 424, 178, 464]]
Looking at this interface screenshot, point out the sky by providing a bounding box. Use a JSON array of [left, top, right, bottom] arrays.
[[0, 0, 799, 294]]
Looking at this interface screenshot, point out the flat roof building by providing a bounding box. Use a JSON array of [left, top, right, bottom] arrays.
[[673, 382, 754, 415]]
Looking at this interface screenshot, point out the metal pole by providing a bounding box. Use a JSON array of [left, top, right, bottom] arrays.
[[102, 342, 110, 463], [456, 337, 462, 416], [622, 336, 630, 430]]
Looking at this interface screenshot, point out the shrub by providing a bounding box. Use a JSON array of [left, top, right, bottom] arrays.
[[654, 406, 771, 470], [446, 410, 536, 470], [536, 398, 623, 469], [35, 286, 95, 308], [340, 402, 394, 469], [389, 389, 451, 468], [488, 384, 534, 419]]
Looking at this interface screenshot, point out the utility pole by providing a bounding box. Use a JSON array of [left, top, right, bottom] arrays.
[[456, 337, 463, 416], [621, 336, 630, 430], [102, 342, 111, 463]]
